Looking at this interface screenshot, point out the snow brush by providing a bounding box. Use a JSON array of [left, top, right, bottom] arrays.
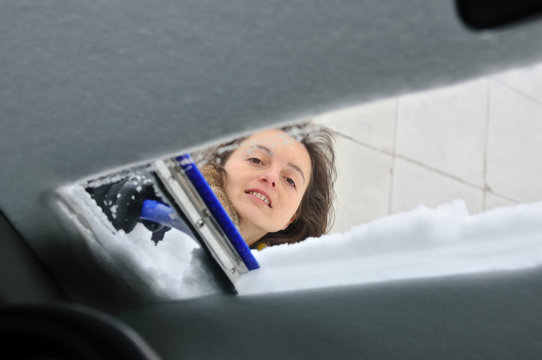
[[86, 154, 259, 285]]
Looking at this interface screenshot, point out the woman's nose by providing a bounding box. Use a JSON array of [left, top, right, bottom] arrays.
[[260, 171, 277, 188]]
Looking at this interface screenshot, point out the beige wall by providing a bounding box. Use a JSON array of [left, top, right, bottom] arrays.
[[316, 63, 542, 233]]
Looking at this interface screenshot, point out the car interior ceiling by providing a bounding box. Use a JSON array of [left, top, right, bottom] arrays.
[[2, 1, 542, 359]]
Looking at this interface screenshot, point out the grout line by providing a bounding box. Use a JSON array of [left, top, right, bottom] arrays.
[[393, 153, 484, 190], [333, 132, 392, 156], [392, 153, 523, 204], [482, 78, 490, 210], [484, 188, 523, 204], [336, 127, 523, 203], [330, 103, 398, 213], [334, 127, 485, 190], [335, 130, 485, 191], [492, 77, 542, 107], [389, 97, 399, 215], [331, 97, 526, 204]]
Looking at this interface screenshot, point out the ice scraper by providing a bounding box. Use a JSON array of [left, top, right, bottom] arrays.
[[81, 153, 259, 286]]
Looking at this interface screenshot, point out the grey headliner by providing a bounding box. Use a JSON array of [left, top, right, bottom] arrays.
[[119, 269, 542, 359], [2, 1, 542, 303]]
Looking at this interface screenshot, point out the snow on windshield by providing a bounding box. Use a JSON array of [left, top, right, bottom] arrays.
[[58, 183, 542, 300], [236, 199, 542, 295]]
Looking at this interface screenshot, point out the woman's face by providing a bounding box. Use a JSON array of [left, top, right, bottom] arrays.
[[223, 129, 312, 244]]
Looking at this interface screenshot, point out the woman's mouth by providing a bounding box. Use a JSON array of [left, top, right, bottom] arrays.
[[246, 190, 272, 207]]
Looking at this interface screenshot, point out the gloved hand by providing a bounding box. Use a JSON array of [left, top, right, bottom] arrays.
[[87, 172, 170, 241]]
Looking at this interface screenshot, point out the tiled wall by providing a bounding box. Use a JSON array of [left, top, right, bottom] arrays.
[[315, 63, 542, 233]]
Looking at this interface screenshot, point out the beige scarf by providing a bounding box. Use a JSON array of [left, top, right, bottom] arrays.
[[200, 164, 240, 227]]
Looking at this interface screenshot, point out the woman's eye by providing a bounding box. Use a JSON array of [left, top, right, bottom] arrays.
[[286, 178, 296, 188], [248, 158, 263, 165]]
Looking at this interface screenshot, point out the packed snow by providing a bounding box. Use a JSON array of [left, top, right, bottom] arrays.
[[236, 199, 542, 295], [57, 184, 542, 300]]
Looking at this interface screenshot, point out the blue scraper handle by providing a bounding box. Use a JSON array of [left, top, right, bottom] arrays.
[[140, 199, 195, 237], [176, 154, 260, 270]]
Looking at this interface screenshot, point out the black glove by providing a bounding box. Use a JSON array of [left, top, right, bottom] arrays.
[[87, 172, 170, 242]]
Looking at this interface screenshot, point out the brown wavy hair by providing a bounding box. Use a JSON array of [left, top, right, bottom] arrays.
[[197, 121, 336, 249]]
